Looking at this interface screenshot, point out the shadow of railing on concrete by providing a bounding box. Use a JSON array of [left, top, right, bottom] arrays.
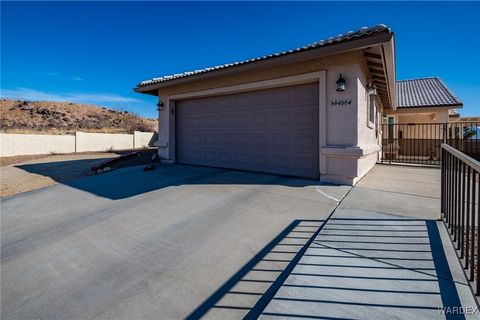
[[186, 219, 327, 320], [249, 217, 471, 320]]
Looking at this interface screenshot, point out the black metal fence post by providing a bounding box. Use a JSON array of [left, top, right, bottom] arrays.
[[441, 143, 480, 296]]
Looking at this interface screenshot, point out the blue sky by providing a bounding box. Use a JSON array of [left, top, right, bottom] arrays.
[[2, 1, 479, 118]]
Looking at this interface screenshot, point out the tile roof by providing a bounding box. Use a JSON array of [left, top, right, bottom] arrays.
[[396, 77, 462, 108], [137, 24, 391, 88]]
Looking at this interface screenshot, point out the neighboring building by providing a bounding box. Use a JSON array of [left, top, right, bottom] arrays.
[[384, 77, 463, 125], [380, 78, 472, 163], [134, 25, 462, 185], [450, 116, 480, 122]]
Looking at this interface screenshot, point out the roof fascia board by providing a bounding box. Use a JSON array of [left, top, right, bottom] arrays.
[[381, 33, 396, 110]]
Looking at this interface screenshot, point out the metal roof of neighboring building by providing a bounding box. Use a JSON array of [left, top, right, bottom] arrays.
[[396, 77, 462, 108], [136, 24, 391, 88]]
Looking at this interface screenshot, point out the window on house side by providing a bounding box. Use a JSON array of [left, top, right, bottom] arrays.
[[369, 95, 375, 125]]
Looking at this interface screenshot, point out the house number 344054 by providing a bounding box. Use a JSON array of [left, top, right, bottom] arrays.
[[330, 99, 352, 106]]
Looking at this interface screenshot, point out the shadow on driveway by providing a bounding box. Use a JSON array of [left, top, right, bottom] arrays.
[[16, 158, 116, 183], [16, 162, 318, 200]]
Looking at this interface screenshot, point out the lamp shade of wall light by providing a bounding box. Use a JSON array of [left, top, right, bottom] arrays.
[[336, 74, 346, 92]]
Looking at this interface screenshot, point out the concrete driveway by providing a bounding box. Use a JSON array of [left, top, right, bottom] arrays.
[[1, 164, 349, 319]]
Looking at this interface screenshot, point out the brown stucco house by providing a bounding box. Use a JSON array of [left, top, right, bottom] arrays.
[[134, 24, 462, 185]]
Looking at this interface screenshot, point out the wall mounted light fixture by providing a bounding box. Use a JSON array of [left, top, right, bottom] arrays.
[[367, 84, 378, 96], [157, 101, 164, 111], [336, 74, 346, 92]]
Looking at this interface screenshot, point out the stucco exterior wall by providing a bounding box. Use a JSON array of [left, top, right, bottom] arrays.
[[355, 65, 383, 165], [324, 62, 359, 146], [319, 55, 381, 184], [154, 50, 381, 185], [386, 107, 451, 123]]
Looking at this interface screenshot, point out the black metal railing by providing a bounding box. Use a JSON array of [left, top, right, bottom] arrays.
[[441, 143, 480, 295], [381, 122, 480, 166]]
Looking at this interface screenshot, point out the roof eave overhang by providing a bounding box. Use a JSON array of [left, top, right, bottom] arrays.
[[398, 103, 463, 109], [390, 104, 464, 114], [134, 31, 394, 95]]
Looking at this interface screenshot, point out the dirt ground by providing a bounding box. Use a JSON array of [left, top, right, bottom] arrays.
[[0, 153, 119, 197], [1, 154, 53, 166]]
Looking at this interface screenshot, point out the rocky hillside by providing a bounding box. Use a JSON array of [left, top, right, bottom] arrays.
[[1, 99, 157, 134]]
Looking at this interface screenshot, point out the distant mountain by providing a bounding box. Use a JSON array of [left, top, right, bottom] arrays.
[[1, 99, 157, 134]]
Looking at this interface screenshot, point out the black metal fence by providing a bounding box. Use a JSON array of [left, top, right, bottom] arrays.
[[441, 144, 480, 295], [381, 122, 480, 166]]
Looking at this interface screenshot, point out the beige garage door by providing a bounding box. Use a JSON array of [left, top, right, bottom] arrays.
[[175, 83, 319, 179]]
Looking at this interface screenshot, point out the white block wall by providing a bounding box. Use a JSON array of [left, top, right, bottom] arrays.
[[0, 133, 75, 157], [133, 131, 156, 149], [75, 132, 133, 153], [0, 131, 157, 157]]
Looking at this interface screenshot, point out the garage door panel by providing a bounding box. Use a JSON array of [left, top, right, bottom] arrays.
[[273, 155, 292, 168], [233, 134, 249, 147], [295, 134, 317, 150], [204, 133, 217, 145], [271, 135, 292, 149], [252, 153, 270, 166], [218, 151, 232, 163], [205, 151, 216, 162], [217, 96, 233, 109], [176, 83, 319, 179], [191, 134, 202, 145], [271, 109, 291, 127], [252, 92, 269, 106], [232, 153, 251, 165], [295, 108, 317, 124], [232, 112, 251, 128], [271, 90, 291, 105], [203, 116, 216, 127], [216, 114, 231, 128], [249, 134, 269, 149], [295, 155, 318, 169], [252, 111, 269, 127], [295, 84, 318, 102]]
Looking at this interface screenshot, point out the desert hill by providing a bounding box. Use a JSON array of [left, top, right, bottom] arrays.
[[1, 99, 157, 134]]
